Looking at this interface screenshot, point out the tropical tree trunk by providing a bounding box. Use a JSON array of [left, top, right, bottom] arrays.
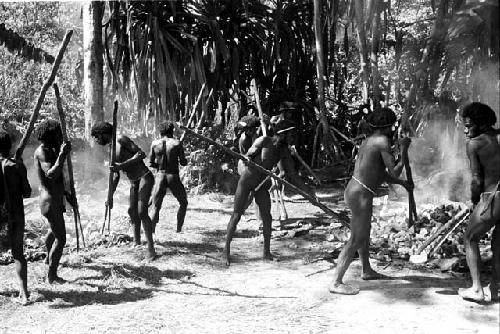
[[354, 0, 370, 104], [83, 1, 104, 140], [370, 0, 382, 111], [314, 0, 339, 161]]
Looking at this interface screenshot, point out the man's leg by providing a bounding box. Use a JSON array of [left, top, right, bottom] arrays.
[[255, 188, 274, 260], [223, 182, 248, 266], [138, 173, 156, 260], [359, 227, 388, 280], [329, 190, 372, 295], [46, 210, 67, 283], [128, 182, 141, 245], [149, 174, 167, 233], [459, 202, 496, 302], [168, 175, 188, 233], [44, 230, 55, 265], [9, 218, 29, 304], [489, 225, 499, 302]]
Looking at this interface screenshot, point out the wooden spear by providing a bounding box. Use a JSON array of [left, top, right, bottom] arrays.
[[102, 101, 118, 234], [179, 124, 348, 227], [53, 83, 85, 250], [15, 30, 73, 160]]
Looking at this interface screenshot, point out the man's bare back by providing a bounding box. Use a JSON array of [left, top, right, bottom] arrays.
[[150, 137, 187, 174]]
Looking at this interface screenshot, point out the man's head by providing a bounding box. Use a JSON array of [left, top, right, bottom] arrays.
[[159, 121, 174, 137], [274, 119, 297, 145], [0, 130, 12, 157], [35, 119, 62, 148], [461, 102, 497, 139], [91, 121, 113, 146], [366, 107, 397, 136]]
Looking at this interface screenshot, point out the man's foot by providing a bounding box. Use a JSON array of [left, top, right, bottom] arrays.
[[329, 282, 360, 295], [458, 287, 485, 302], [146, 249, 157, 261], [13, 295, 31, 306], [221, 252, 230, 266], [263, 252, 280, 262], [47, 276, 67, 285], [487, 283, 499, 302], [361, 269, 389, 280]]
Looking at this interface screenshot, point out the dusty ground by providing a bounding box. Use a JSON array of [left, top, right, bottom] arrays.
[[0, 182, 499, 334]]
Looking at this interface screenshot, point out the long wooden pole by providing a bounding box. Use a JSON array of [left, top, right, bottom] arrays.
[[53, 83, 85, 250], [250, 79, 267, 137], [289, 145, 321, 184], [180, 124, 348, 227], [15, 30, 73, 160], [102, 101, 118, 234], [179, 84, 207, 142]]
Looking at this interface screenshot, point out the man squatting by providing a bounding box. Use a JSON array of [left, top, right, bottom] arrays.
[[0, 130, 32, 304], [91, 122, 156, 261], [329, 107, 413, 295], [149, 121, 188, 233], [458, 102, 500, 303]]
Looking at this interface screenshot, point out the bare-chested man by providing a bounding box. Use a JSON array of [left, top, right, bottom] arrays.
[[458, 102, 500, 303], [149, 121, 188, 233], [34, 120, 72, 283], [329, 107, 412, 295], [0, 130, 31, 304], [91, 122, 156, 261], [223, 120, 315, 266]]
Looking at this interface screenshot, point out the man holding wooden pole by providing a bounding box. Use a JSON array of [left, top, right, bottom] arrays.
[[222, 119, 315, 266], [33, 120, 72, 284], [91, 121, 156, 261], [329, 107, 413, 295]]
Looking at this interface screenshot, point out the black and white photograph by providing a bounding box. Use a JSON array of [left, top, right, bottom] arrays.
[[0, 1, 499, 332]]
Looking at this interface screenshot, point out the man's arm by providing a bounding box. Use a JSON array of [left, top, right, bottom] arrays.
[[178, 142, 187, 166], [112, 136, 146, 170], [378, 137, 407, 185], [466, 140, 483, 205], [245, 136, 267, 161], [149, 142, 158, 170], [34, 142, 71, 180], [17, 160, 32, 198]]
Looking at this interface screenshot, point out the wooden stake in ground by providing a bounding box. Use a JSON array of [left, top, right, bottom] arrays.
[[402, 140, 418, 228], [53, 83, 85, 250], [179, 124, 348, 227], [102, 101, 118, 234], [15, 30, 73, 160]]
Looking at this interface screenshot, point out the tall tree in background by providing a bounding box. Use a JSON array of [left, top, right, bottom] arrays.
[[83, 1, 104, 140]]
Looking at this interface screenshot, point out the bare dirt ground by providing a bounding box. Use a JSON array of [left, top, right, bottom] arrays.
[[1, 182, 499, 334]]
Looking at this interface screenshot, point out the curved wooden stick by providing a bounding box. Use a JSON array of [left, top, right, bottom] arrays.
[[53, 83, 85, 250], [180, 124, 348, 227], [15, 30, 73, 160]]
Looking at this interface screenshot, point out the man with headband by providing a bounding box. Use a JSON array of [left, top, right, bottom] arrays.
[[329, 107, 412, 295], [222, 119, 314, 266]]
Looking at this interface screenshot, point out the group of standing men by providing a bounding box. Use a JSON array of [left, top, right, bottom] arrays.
[[0, 119, 188, 304], [0, 101, 498, 306]]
